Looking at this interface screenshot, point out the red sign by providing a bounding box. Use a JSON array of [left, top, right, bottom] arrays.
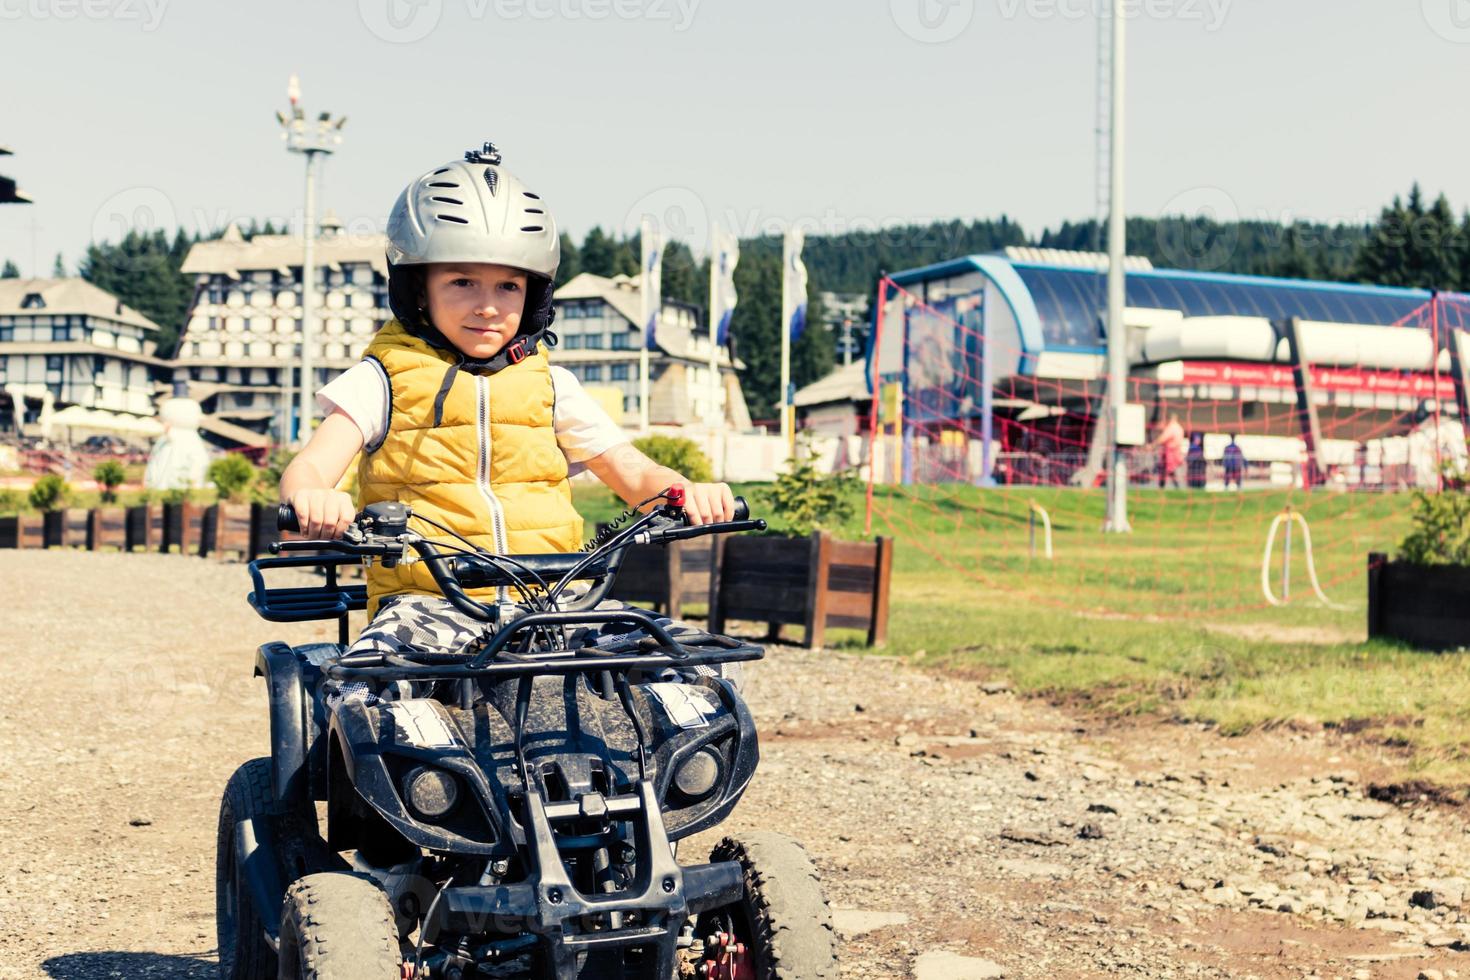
[[1179, 362, 1456, 398]]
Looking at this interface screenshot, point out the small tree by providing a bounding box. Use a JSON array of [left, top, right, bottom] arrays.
[[208, 453, 258, 502], [27, 474, 70, 512], [759, 438, 857, 538], [1398, 487, 1470, 566], [93, 460, 126, 503], [633, 435, 713, 483]]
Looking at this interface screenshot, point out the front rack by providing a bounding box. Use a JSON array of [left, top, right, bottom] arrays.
[[248, 554, 367, 645]]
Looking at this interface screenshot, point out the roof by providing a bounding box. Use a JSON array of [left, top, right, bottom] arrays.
[[554, 272, 742, 368], [0, 278, 162, 332], [888, 251, 1461, 358], [180, 222, 390, 277], [794, 360, 868, 408]]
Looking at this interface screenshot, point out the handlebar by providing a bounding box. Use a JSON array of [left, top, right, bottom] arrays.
[[271, 491, 765, 627]]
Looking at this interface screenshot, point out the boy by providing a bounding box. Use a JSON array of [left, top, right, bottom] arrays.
[[280, 144, 735, 657]]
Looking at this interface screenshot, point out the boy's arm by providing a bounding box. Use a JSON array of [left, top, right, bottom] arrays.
[[583, 442, 735, 527], [279, 408, 365, 539]]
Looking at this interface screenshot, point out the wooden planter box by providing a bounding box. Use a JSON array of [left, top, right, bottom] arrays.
[[0, 514, 44, 549], [43, 508, 91, 548], [607, 537, 717, 619], [709, 531, 893, 649], [88, 507, 127, 550], [163, 502, 208, 554], [250, 502, 281, 559], [210, 502, 254, 559], [125, 504, 165, 552], [1367, 552, 1470, 651]]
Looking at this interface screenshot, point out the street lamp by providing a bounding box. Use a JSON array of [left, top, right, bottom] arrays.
[[275, 74, 345, 446]]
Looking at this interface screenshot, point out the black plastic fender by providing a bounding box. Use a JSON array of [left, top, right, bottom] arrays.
[[253, 641, 311, 807]]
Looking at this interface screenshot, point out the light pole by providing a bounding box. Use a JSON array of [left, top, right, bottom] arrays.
[[276, 74, 345, 446], [1102, 0, 1131, 533]]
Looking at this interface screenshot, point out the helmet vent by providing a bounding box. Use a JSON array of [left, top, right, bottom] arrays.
[[520, 225, 544, 233], [483, 169, 498, 196], [428, 181, 458, 188], [433, 168, 450, 175], [522, 191, 541, 200], [430, 196, 463, 205], [525, 208, 544, 215], [436, 214, 469, 225]]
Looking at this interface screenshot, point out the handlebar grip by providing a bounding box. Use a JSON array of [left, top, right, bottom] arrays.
[[277, 502, 300, 532], [732, 496, 749, 522]]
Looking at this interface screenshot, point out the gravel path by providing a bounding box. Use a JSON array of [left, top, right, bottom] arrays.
[[1, 551, 1467, 980]]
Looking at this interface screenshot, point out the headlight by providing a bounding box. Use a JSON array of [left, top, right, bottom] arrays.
[[673, 749, 721, 801], [402, 766, 459, 819]]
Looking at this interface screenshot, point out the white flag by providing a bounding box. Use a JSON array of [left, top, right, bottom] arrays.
[[782, 227, 808, 343], [711, 227, 740, 346], [639, 217, 662, 351]]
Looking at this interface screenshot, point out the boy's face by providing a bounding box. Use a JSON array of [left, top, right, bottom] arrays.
[[423, 262, 530, 360]]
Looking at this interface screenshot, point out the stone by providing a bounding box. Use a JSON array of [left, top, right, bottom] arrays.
[[832, 908, 910, 938], [913, 950, 1005, 979], [1418, 970, 1444, 980], [980, 682, 1010, 696], [1077, 822, 1105, 840]]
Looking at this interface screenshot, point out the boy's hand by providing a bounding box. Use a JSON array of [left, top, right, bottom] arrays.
[[288, 488, 356, 540], [673, 480, 736, 527]]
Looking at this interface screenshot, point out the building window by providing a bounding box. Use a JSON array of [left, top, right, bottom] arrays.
[[583, 364, 604, 382], [0, 327, 11, 342], [584, 334, 605, 350], [46, 355, 63, 372], [623, 394, 638, 413], [21, 292, 45, 310], [610, 363, 629, 381], [610, 332, 633, 350], [52, 325, 73, 341], [564, 335, 583, 350]]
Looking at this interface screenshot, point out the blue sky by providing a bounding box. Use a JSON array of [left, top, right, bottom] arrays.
[[2, 0, 1468, 276]]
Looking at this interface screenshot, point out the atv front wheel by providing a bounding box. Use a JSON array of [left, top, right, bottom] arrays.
[[697, 832, 838, 979], [277, 872, 403, 979], [216, 757, 283, 980]]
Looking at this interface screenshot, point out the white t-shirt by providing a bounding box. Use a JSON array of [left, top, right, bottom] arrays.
[[317, 361, 629, 474]]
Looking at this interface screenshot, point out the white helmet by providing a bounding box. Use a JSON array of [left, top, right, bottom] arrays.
[[386, 142, 559, 278]]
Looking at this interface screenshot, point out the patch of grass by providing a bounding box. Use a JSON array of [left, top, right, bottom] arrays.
[[576, 481, 1470, 786]]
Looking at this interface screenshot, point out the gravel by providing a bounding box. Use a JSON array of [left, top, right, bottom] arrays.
[[2, 550, 1469, 979]]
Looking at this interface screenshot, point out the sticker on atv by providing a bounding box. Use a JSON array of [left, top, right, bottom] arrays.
[[646, 683, 719, 729], [386, 700, 460, 748]]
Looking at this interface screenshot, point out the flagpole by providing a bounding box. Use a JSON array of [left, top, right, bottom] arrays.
[[639, 217, 653, 434], [707, 227, 723, 477], [780, 231, 792, 452]]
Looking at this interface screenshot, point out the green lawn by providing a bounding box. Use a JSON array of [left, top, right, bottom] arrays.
[[575, 482, 1470, 791]]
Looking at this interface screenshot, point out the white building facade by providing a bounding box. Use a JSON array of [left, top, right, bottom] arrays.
[[553, 273, 751, 428], [173, 221, 390, 443], [0, 278, 165, 434]]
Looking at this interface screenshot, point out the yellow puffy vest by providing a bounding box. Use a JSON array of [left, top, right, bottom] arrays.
[[357, 320, 584, 616]]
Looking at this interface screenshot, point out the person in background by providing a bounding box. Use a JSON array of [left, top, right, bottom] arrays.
[[1185, 431, 1207, 489], [1222, 434, 1247, 490], [1154, 412, 1186, 489]]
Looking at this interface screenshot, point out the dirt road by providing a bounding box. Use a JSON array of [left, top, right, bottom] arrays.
[[1, 551, 1467, 979]]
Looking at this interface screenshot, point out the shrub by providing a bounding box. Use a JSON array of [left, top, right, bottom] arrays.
[[0, 488, 22, 515], [27, 474, 70, 512], [208, 453, 258, 502], [1398, 488, 1470, 566], [93, 460, 127, 503], [760, 438, 858, 538], [632, 435, 713, 483]]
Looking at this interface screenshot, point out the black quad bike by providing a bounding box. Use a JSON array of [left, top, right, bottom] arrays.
[[216, 490, 838, 979]]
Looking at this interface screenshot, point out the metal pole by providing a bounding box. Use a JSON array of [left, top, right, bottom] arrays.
[[1282, 509, 1293, 601], [297, 150, 319, 446], [1103, 0, 1131, 533], [780, 233, 792, 451], [707, 231, 722, 478]]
